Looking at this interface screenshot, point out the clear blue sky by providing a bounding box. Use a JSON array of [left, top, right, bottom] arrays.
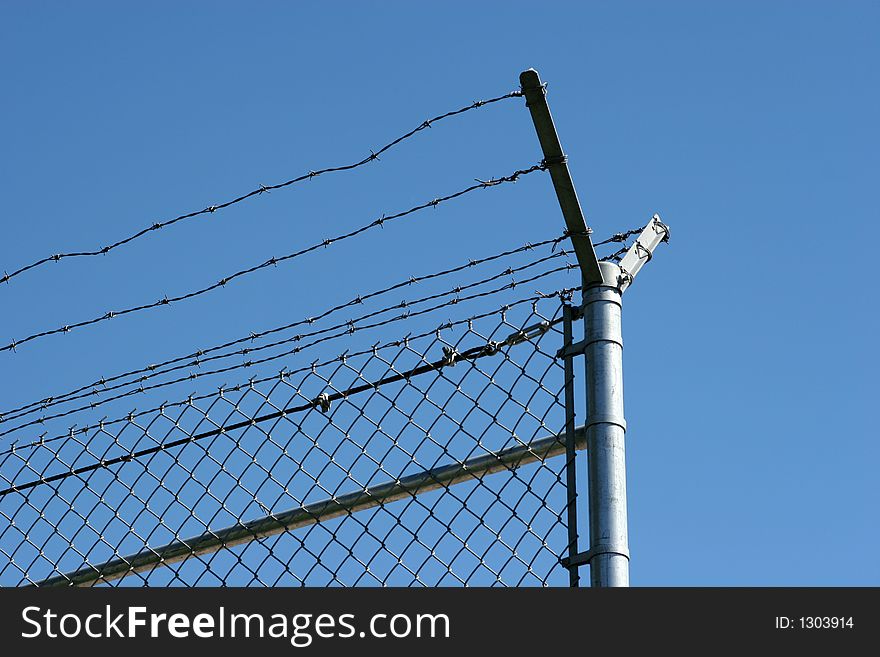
[[0, 1, 876, 586]]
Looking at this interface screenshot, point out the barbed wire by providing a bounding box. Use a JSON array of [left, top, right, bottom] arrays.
[[594, 227, 644, 262], [593, 227, 643, 247], [600, 247, 629, 262], [1, 163, 545, 354], [0, 230, 630, 430], [0, 284, 579, 461], [0, 255, 575, 437], [0, 90, 524, 289], [0, 234, 569, 424]]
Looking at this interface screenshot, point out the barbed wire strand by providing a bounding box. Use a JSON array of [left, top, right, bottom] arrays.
[[1, 163, 545, 355], [0, 261, 576, 440], [600, 246, 629, 262], [1, 283, 579, 460], [0, 91, 524, 289], [1, 233, 570, 423], [593, 227, 643, 247], [0, 283, 578, 498]]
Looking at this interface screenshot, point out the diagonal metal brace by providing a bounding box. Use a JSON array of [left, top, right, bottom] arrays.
[[519, 69, 602, 286]]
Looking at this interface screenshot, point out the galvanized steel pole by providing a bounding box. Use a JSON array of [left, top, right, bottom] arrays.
[[583, 261, 630, 587], [519, 66, 668, 586]]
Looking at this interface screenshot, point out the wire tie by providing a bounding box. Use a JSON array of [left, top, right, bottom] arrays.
[[484, 341, 501, 356], [315, 393, 332, 413], [652, 214, 671, 242], [541, 155, 568, 168]]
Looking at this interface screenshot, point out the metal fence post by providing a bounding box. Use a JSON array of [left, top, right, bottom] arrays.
[[583, 261, 630, 587], [520, 66, 669, 587]]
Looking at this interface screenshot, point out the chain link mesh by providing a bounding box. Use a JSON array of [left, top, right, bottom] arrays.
[[0, 294, 578, 587]]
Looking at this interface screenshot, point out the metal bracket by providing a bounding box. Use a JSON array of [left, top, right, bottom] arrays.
[[561, 542, 631, 569], [556, 339, 587, 360], [617, 214, 671, 293], [519, 69, 602, 286]]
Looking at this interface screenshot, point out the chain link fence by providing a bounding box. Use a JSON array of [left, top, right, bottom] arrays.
[[0, 293, 584, 587]]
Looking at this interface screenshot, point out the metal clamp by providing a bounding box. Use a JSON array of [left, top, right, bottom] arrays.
[[561, 542, 630, 569], [556, 338, 587, 359]]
